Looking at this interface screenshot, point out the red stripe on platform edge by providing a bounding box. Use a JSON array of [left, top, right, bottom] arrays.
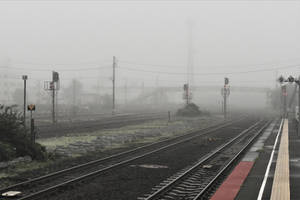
[[210, 161, 254, 200]]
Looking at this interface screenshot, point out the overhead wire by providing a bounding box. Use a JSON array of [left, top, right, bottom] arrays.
[[0, 65, 110, 72], [10, 59, 111, 66], [119, 59, 300, 70], [118, 64, 300, 76], [1, 59, 299, 83], [1, 58, 299, 75]]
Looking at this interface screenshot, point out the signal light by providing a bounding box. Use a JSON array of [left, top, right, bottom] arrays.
[[52, 71, 59, 82], [224, 77, 229, 85], [22, 75, 28, 80], [288, 76, 295, 83], [278, 76, 285, 83], [27, 104, 36, 111], [183, 84, 189, 91]]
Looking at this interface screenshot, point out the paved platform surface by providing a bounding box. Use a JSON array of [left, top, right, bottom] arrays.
[[232, 120, 280, 200], [270, 119, 290, 200], [211, 118, 300, 200], [288, 119, 300, 200], [210, 161, 253, 200]]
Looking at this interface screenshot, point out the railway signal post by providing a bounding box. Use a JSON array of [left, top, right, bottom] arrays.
[[22, 75, 28, 131], [112, 56, 116, 115], [282, 85, 288, 118], [221, 77, 230, 119], [278, 75, 300, 136], [44, 71, 60, 124], [278, 76, 289, 118], [183, 83, 192, 105], [27, 104, 36, 143]]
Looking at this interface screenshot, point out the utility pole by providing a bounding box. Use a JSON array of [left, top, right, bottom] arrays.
[[155, 76, 159, 105], [112, 56, 116, 114], [72, 79, 76, 116], [282, 85, 287, 118], [298, 76, 300, 136], [224, 89, 227, 119], [51, 71, 59, 123], [124, 79, 127, 105], [52, 81, 55, 123], [22, 75, 28, 131]]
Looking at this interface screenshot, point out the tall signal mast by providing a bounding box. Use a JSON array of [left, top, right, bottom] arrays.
[[183, 20, 195, 105], [187, 20, 194, 90]]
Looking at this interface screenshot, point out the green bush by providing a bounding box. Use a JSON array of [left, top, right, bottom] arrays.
[[176, 103, 206, 117], [0, 104, 47, 161], [0, 141, 16, 161]]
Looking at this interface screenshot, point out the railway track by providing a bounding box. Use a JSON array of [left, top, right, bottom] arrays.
[[36, 112, 169, 138], [0, 117, 247, 200], [35, 111, 166, 123], [138, 120, 272, 200]]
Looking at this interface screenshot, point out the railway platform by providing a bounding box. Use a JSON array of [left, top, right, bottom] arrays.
[[211, 118, 300, 200]]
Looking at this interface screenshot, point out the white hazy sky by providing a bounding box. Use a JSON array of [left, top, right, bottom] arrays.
[[1, 1, 300, 88]]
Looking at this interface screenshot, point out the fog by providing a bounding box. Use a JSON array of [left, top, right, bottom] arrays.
[[1, 1, 300, 114]]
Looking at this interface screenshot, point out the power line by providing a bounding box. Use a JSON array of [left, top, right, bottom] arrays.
[[2, 58, 299, 74], [119, 59, 300, 70], [119, 60, 184, 68], [0, 65, 110, 72], [58, 66, 110, 72], [2, 59, 300, 78], [0, 66, 50, 71], [119, 64, 300, 76], [11, 59, 111, 66]]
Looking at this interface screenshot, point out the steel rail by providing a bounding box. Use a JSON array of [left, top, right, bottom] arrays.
[[36, 113, 169, 137], [193, 120, 272, 200], [142, 120, 269, 200], [15, 119, 246, 200], [36, 112, 167, 127], [1, 117, 246, 199]]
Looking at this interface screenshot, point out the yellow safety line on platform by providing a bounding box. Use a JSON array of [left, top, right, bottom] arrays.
[[270, 119, 290, 200]]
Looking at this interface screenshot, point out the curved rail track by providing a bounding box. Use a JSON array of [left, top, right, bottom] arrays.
[[138, 120, 272, 200], [0, 117, 249, 200]]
